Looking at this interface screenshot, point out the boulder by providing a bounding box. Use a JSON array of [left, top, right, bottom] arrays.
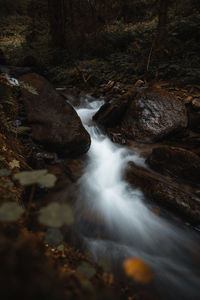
[[125, 163, 200, 223], [19, 73, 91, 157], [93, 98, 129, 128], [121, 88, 188, 143], [147, 146, 200, 185], [93, 88, 188, 143]]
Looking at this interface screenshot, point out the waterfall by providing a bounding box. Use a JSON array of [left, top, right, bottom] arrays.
[[74, 97, 200, 299]]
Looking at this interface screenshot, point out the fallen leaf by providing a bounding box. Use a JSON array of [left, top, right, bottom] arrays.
[[14, 170, 57, 188], [9, 159, 20, 169], [38, 202, 74, 228], [123, 258, 153, 284], [0, 202, 24, 222]]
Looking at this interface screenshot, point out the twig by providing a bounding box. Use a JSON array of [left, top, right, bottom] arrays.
[[146, 40, 155, 72], [74, 62, 89, 85], [27, 184, 36, 211]]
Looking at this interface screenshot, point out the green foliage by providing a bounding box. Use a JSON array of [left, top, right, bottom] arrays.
[[38, 202, 74, 228], [0, 0, 29, 16], [19, 81, 39, 95], [0, 202, 24, 222], [14, 170, 57, 188]]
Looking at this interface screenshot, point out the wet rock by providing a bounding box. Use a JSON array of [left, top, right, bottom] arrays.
[[126, 163, 200, 223], [93, 88, 188, 143], [121, 88, 188, 143], [147, 146, 200, 186], [63, 159, 84, 182], [107, 128, 127, 145], [19, 73, 91, 157], [93, 98, 129, 128]]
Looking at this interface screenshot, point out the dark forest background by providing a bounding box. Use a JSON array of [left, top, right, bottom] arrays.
[[0, 0, 199, 86]]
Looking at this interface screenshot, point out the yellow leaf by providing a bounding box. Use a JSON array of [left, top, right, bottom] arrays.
[[9, 159, 20, 169], [123, 258, 153, 284]]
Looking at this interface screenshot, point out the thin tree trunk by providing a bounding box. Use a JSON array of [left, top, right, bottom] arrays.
[[48, 0, 67, 48], [156, 0, 169, 50]]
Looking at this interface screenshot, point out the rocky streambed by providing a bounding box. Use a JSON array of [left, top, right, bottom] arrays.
[[16, 72, 200, 224], [1, 69, 200, 299]]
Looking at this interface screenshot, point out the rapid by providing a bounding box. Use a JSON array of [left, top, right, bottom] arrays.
[[74, 97, 200, 299]]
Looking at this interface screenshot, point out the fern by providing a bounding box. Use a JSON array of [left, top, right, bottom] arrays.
[[18, 81, 39, 95]]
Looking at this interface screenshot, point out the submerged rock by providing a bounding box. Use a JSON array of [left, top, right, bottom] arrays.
[[93, 87, 188, 143], [147, 146, 200, 186], [19, 73, 91, 157], [126, 163, 200, 223]]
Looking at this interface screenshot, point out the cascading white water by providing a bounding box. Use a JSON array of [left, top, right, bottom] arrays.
[[75, 98, 200, 299]]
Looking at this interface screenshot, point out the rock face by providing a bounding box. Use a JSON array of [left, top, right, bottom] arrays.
[[93, 98, 129, 128], [126, 163, 200, 223], [19, 73, 91, 157], [93, 88, 188, 143], [147, 146, 200, 186], [122, 88, 188, 142]]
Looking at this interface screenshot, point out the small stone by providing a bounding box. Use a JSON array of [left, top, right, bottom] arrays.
[[13, 120, 22, 127], [184, 96, 193, 104], [192, 98, 200, 111]]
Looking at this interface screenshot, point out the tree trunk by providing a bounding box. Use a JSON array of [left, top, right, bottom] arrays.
[[48, 0, 67, 48], [156, 0, 170, 50]]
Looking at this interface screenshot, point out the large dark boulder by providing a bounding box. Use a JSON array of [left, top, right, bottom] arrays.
[[125, 163, 200, 223], [147, 146, 200, 186], [19, 73, 91, 157], [121, 88, 188, 143], [93, 88, 188, 143]]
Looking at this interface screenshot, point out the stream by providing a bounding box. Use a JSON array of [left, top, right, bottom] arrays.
[[74, 97, 200, 299]]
